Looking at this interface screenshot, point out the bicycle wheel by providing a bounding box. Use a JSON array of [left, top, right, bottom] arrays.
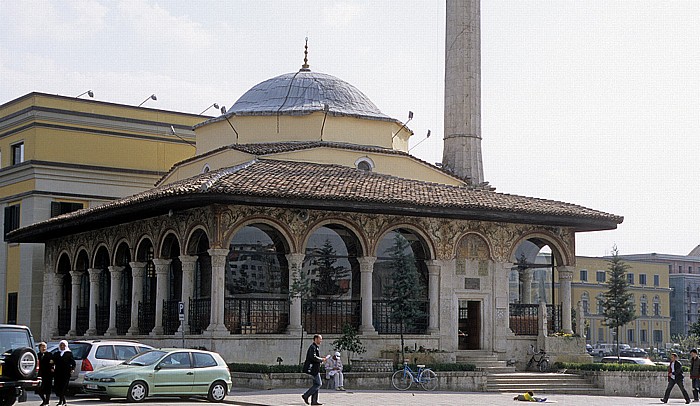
[[526, 358, 533, 371], [419, 369, 438, 391], [391, 370, 413, 391], [538, 359, 549, 372]]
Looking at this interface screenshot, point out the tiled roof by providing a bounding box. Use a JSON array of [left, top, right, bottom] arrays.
[[8, 159, 623, 242]]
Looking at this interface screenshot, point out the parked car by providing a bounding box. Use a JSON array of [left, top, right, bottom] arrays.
[[0, 324, 41, 405], [593, 343, 630, 357], [585, 344, 593, 354], [619, 348, 649, 358], [52, 340, 153, 394], [600, 356, 655, 365], [83, 348, 232, 402]]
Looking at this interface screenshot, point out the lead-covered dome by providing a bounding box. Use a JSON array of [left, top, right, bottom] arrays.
[[228, 70, 392, 121]]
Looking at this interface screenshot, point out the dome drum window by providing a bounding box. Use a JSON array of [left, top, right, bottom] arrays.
[[355, 157, 374, 172]]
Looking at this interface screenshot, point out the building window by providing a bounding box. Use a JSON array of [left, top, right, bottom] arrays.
[[653, 296, 660, 316], [582, 292, 590, 315], [11, 143, 23, 165], [50, 202, 84, 217], [355, 157, 374, 172], [3, 204, 20, 240], [640, 329, 647, 343], [654, 274, 660, 287], [626, 273, 634, 285], [627, 329, 634, 343], [691, 266, 694, 273], [6, 293, 17, 324], [640, 296, 648, 316], [639, 274, 647, 285], [680, 265, 684, 273], [653, 329, 663, 344], [598, 327, 604, 342], [596, 271, 606, 283], [597, 294, 604, 315], [580, 269, 588, 282]]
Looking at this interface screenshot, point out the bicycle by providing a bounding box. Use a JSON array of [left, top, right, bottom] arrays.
[[525, 344, 550, 372], [391, 361, 438, 391]]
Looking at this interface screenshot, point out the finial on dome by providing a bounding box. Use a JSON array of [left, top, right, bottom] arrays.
[[300, 37, 310, 72]]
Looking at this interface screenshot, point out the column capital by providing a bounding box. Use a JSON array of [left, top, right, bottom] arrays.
[[179, 255, 198, 274], [52, 273, 63, 285], [285, 253, 305, 266], [358, 256, 377, 271], [152, 258, 172, 275], [70, 270, 83, 285], [426, 262, 441, 276], [88, 268, 102, 283], [179, 255, 198, 264], [557, 267, 573, 281], [129, 261, 146, 270], [108, 265, 125, 274]]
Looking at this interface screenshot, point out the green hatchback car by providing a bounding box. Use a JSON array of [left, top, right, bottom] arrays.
[[82, 348, 232, 403]]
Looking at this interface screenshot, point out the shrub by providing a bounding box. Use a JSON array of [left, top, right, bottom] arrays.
[[227, 363, 354, 373], [395, 363, 476, 372], [554, 361, 668, 372]]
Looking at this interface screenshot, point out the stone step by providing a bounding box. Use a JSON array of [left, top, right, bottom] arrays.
[[486, 372, 601, 394]]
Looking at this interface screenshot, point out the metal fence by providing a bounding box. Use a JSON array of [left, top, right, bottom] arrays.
[[509, 303, 563, 335], [57, 306, 70, 336], [138, 301, 155, 335], [189, 298, 211, 334], [372, 299, 428, 334], [302, 299, 360, 334], [116, 303, 131, 335], [163, 299, 180, 335], [224, 297, 289, 334], [95, 305, 109, 335], [76, 306, 88, 336]]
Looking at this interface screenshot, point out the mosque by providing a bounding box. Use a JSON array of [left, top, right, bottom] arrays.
[[7, 1, 621, 364]]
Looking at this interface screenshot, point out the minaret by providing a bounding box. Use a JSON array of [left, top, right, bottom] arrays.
[[443, 0, 484, 185]]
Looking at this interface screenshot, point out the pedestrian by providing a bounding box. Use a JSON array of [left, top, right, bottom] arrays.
[[661, 352, 691, 404], [53, 340, 75, 406], [691, 349, 700, 402], [324, 351, 345, 391], [37, 342, 54, 406], [302, 334, 329, 406]]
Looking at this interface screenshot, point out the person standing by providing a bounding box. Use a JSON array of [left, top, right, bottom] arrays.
[[37, 342, 54, 406], [691, 349, 700, 402], [324, 352, 345, 391], [302, 334, 329, 406], [53, 340, 75, 406], [661, 352, 691, 404]]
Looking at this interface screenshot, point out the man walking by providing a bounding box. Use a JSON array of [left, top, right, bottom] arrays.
[[302, 334, 329, 406], [661, 353, 691, 404], [690, 349, 700, 402]]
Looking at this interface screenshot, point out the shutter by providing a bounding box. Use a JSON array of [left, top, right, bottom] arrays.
[[51, 202, 61, 217]]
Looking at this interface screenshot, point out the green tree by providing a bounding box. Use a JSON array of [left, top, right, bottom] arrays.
[[310, 239, 350, 296], [601, 246, 636, 362], [289, 265, 314, 364], [385, 233, 425, 364], [689, 320, 700, 337], [332, 323, 366, 365]]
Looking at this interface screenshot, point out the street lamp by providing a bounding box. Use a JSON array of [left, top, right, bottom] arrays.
[[76, 90, 94, 98], [199, 103, 220, 115], [138, 94, 157, 107]]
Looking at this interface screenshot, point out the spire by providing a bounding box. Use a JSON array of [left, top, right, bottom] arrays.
[[300, 37, 310, 72]]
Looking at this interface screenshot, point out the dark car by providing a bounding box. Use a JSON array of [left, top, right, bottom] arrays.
[[0, 324, 41, 405], [619, 348, 649, 358]]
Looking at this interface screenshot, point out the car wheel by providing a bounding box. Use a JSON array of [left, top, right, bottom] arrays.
[[0, 392, 16, 406], [127, 381, 148, 403], [3, 347, 37, 380], [207, 381, 227, 402]]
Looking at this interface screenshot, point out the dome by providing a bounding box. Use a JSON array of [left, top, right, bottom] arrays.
[[228, 70, 392, 121]]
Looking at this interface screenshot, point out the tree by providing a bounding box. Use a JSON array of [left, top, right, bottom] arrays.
[[689, 320, 700, 337], [289, 265, 314, 364], [385, 233, 426, 364], [601, 246, 636, 362], [310, 239, 350, 296], [332, 323, 366, 365]]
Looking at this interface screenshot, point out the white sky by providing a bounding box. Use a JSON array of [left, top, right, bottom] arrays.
[[1, 1, 699, 258]]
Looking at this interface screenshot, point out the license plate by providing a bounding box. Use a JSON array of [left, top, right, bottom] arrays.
[[86, 384, 98, 390]]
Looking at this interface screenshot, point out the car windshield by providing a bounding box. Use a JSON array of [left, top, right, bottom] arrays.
[[0, 330, 31, 354], [126, 350, 166, 366], [68, 343, 91, 360]]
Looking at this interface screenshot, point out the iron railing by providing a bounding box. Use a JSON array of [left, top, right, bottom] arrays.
[[509, 303, 563, 335], [163, 299, 180, 335], [224, 297, 289, 334], [547, 304, 562, 334], [302, 299, 360, 334], [116, 303, 131, 335], [138, 301, 155, 335], [189, 298, 211, 334], [95, 305, 109, 335], [76, 306, 89, 336], [57, 306, 70, 336], [372, 299, 428, 335]]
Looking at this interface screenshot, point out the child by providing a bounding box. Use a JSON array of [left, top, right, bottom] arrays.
[[514, 391, 547, 402]]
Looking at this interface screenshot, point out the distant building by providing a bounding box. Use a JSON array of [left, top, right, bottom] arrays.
[[571, 256, 671, 348], [0, 92, 205, 337], [618, 253, 700, 337]]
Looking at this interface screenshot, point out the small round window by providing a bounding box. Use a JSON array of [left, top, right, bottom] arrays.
[[355, 157, 374, 172]]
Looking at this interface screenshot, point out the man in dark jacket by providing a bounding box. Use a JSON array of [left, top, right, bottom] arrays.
[[690, 349, 700, 402], [302, 334, 329, 406], [661, 353, 691, 404]]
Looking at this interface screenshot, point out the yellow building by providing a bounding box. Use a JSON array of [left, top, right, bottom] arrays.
[[572, 256, 671, 349], [0, 92, 205, 337]]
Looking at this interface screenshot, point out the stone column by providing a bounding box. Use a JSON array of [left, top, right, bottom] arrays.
[[426, 261, 441, 334], [45, 273, 60, 338], [558, 266, 574, 334], [127, 262, 145, 336], [521, 269, 532, 304], [86, 268, 101, 335], [179, 255, 197, 334], [358, 256, 377, 335], [105, 266, 124, 336], [150, 258, 171, 336], [206, 249, 229, 334], [286, 253, 305, 334], [68, 270, 82, 337]]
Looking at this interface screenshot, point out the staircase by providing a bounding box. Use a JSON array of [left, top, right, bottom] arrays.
[[456, 351, 515, 374], [487, 372, 604, 395]]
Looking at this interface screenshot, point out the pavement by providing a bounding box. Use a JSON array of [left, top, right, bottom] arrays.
[[21, 388, 695, 406]]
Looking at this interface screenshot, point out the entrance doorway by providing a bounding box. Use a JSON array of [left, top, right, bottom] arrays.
[[458, 300, 481, 350]]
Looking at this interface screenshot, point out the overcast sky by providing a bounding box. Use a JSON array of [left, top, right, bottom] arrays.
[[1, 1, 699, 258]]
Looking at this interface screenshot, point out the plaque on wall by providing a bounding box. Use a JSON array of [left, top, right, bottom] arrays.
[[478, 260, 488, 276], [464, 278, 480, 290], [456, 259, 466, 275]]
